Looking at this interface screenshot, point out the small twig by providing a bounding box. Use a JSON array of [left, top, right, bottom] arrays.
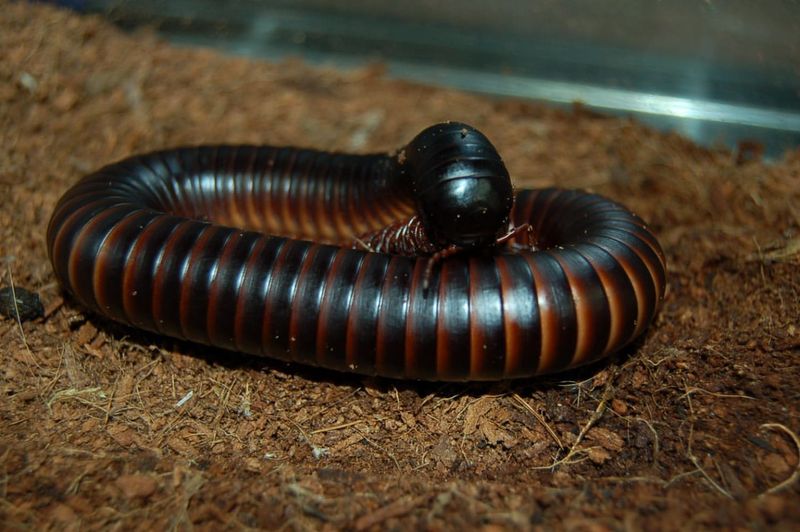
[[759, 423, 800, 496], [353, 426, 400, 471], [596, 476, 668, 486], [175, 390, 194, 409], [5, 263, 40, 368], [552, 367, 618, 468], [47, 387, 106, 413], [636, 417, 661, 464], [664, 469, 704, 487], [295, 387, 362, 424], [686, 425, 734, 499], [103, 375, 119, 426], [751, 236, 768, 286], [309, 420, 366, 435], [511, 393, 563, 449], [526, 371, 619, 471], [354, 495, 427, 531], [679, 387, 755, 401], [352, 237, 375, 253], [282, 416, 329, 460]]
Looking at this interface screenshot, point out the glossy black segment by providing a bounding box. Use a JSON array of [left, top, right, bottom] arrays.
[[402, 122, 513, 249], [234, 237, 285, 354], [438, 258, 471, 379], [95, 210, 160, 321], [180, 226, 232, 344], [150, 221, 207, 337], [528, 251, 578, 373], [315, 250, 365, 368], [46, 124, 666, 381], [289, 244, 338, 362], [375, 256, 414, 377], [206, 231, 262, 350], [262, 240, 311, 358], [496, 255, 541, 377], [121, 216, 181, 330], [554, 248, 611, 361], [469, 256, 506, 379], [347, 253, 390, 375], [70, 205, 139, 312], [579, 243, 638, 337]]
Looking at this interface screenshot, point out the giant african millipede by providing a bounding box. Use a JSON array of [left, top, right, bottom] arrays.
[[47, 122, 666, 381]]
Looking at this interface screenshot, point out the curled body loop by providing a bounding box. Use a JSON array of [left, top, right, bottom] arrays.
[[47, 122, 666, 381]]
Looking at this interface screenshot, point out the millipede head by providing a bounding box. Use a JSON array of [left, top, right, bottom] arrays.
[[401, 122, 514, 249]]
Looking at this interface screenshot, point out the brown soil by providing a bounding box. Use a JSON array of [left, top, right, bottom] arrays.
[[2, 3, 799, 530]]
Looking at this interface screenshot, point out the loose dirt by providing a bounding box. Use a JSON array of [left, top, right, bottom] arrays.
[[1, 3, 798, 530]]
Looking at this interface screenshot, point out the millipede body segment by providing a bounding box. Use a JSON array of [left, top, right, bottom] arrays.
[[47, 123, 666, 381]]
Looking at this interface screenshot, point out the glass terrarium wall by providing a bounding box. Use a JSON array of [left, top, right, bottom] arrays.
[[81, 0, 800, 158]]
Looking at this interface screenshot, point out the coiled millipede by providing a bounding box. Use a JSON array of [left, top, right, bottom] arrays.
[[47, 122, 666, 381]]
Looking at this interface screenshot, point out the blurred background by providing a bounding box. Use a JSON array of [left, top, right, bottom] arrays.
[[60, 0, 800, 158]]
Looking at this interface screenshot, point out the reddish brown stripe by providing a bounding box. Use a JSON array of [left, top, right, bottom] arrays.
[[121, 216, 178, 329], [375, 257, 412, 377], [261, 240, 310, 359], [94, 210, 159, 321], [315, 249, 363, 366], [46, 135, 666, 381], [436, 259, 470, 380]]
